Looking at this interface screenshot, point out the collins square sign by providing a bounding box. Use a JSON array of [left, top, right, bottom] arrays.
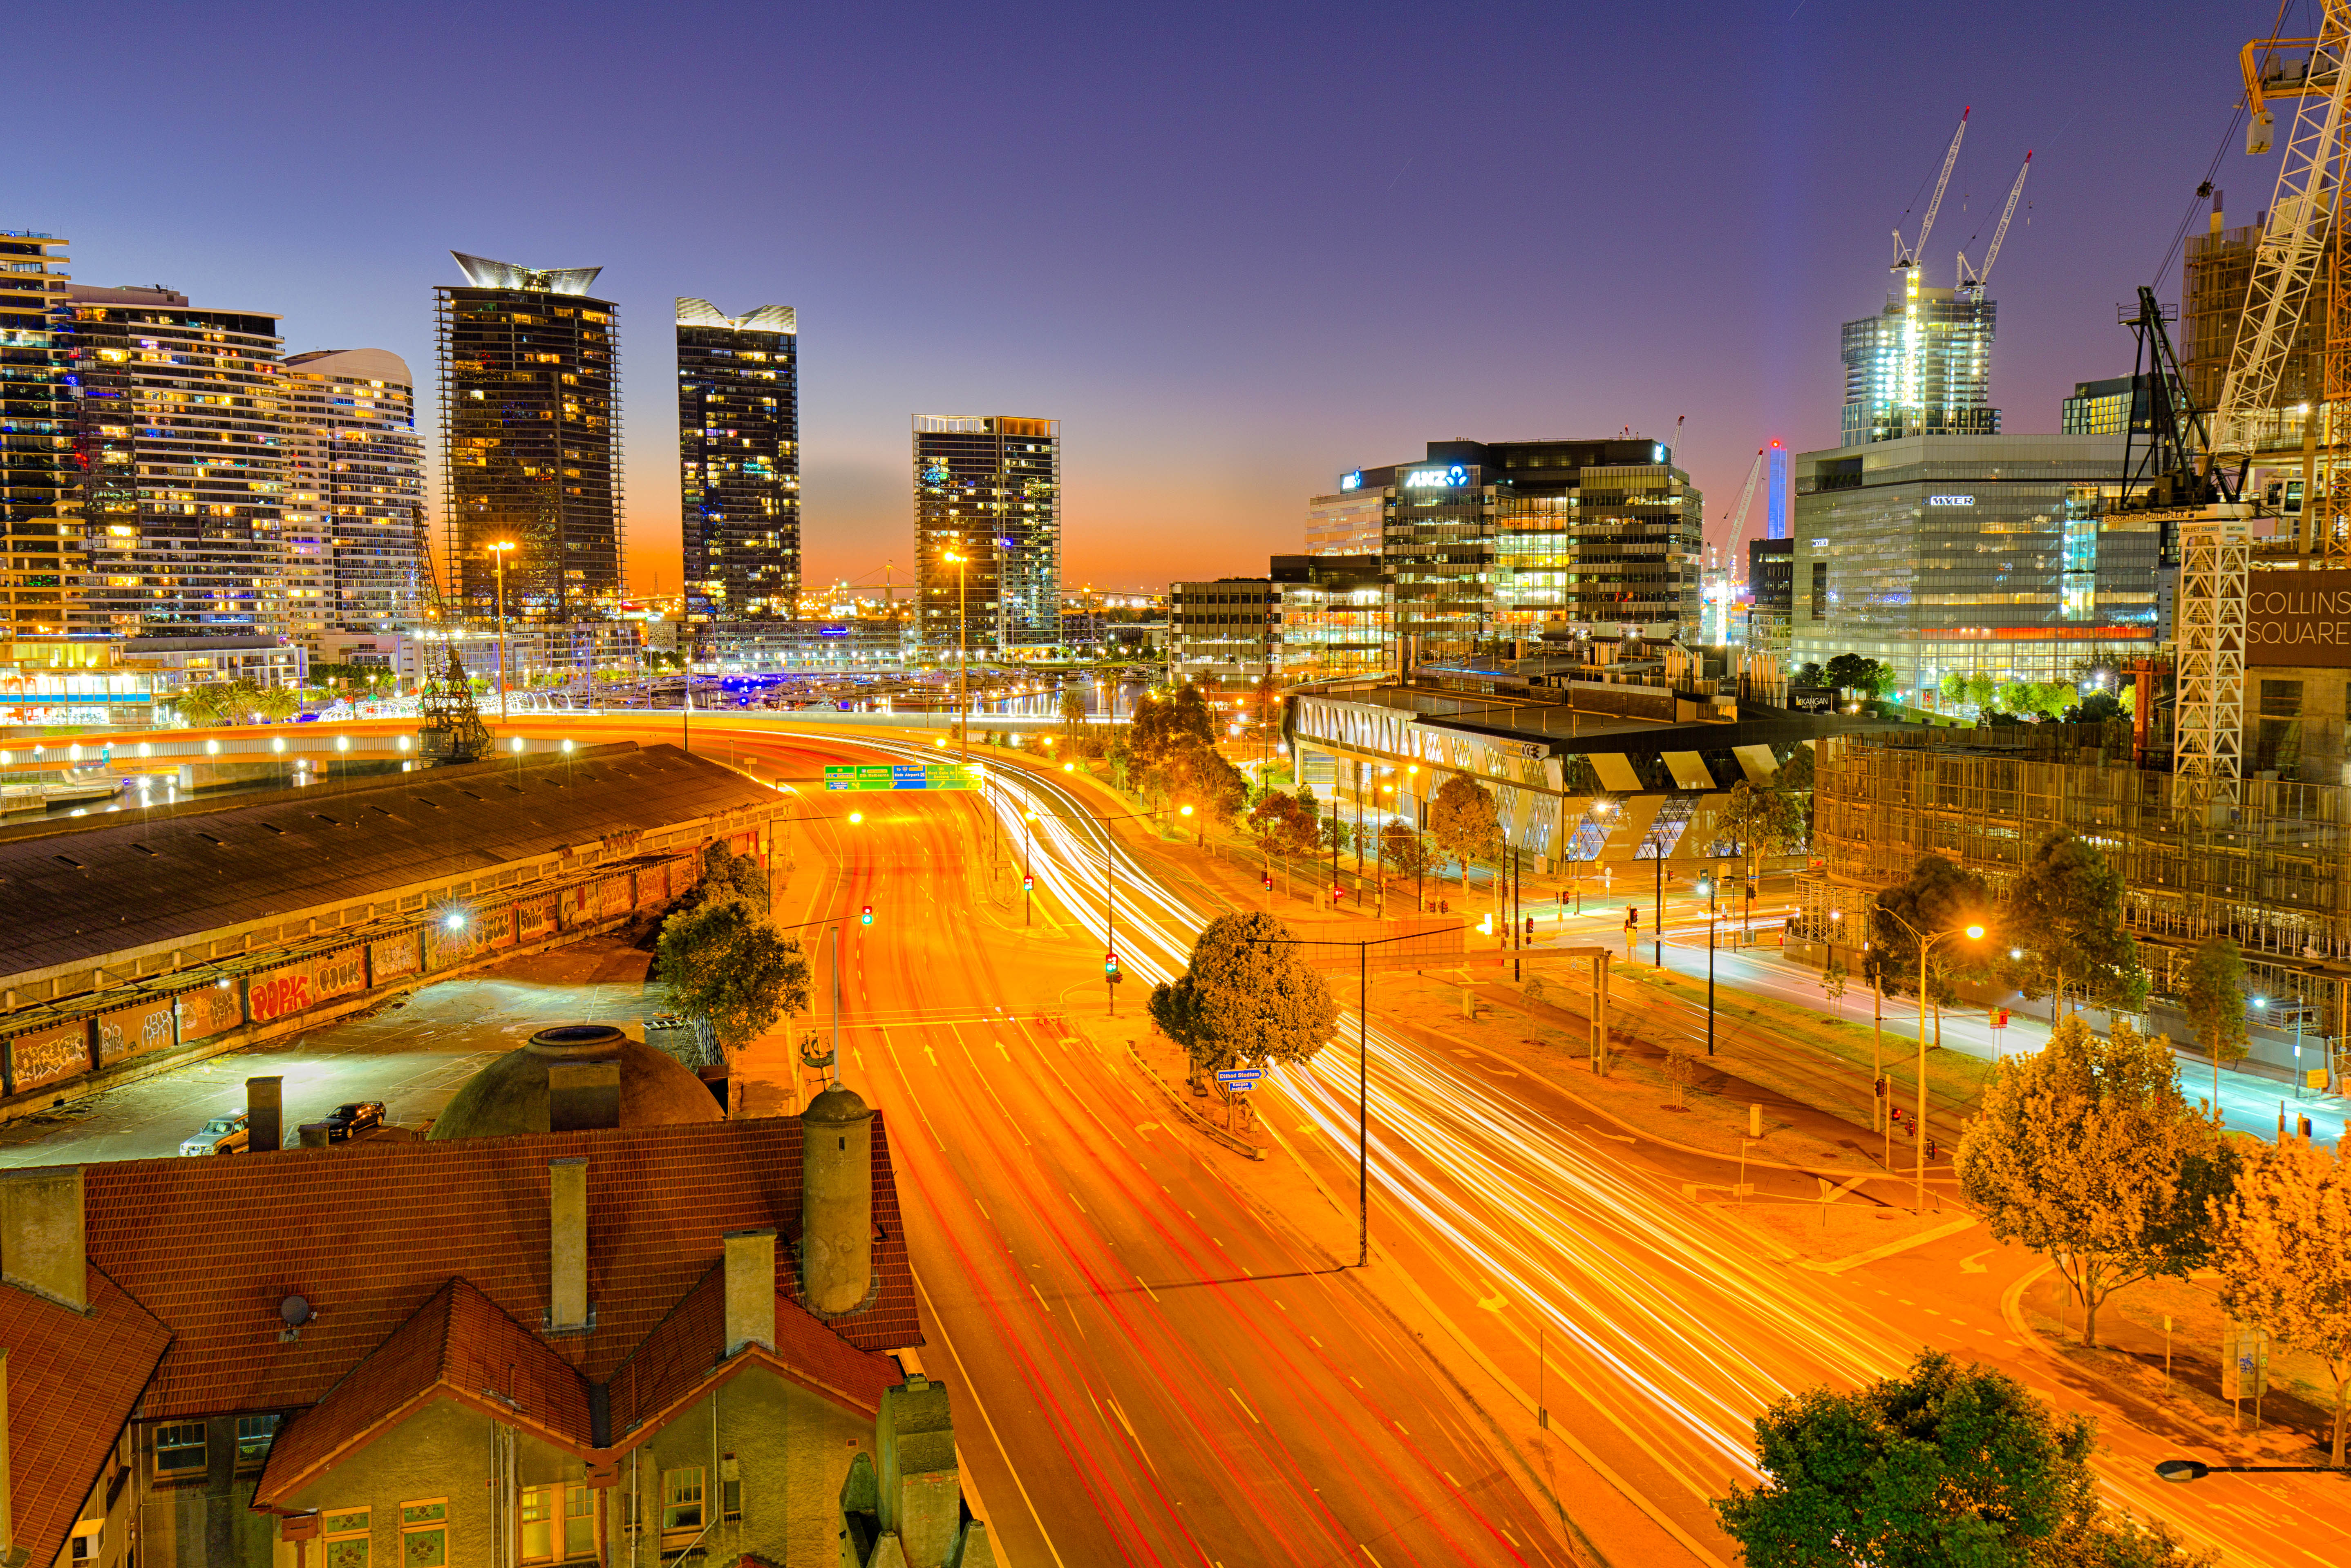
[[2250, 570, 2351, 667]]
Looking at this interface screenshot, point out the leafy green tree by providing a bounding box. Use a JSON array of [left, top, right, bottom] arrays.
[[656, 899, 809, 1053], [1722, 780, 1807, 884], [1941, 671, 1970, 706], [1128, 683, 1217, 778], [1956, 1017, 2236, 1347], [1796, 661, 1826, 688], [251, 683, 301, 722], [1715, 1349, 2212, 1568], [1823, 653, 1889, 698], [1154, 739, 1247, 833], [2212, 1136, 2351, 1466], [2181, 936, 2249, 1106], [1962, 672, 2000, 712], [1429, 773, 1501, 888], [1058, 683, 1087, 735], [2002, 831, 2147, 1018], [1869, 854, 1998, 1005], [1247, 791, 1320, 860], [1318, 811, 1351, 857], [172, 684, 228, 728], [1380, 821, 1433, 884], [698, 840, 772, 919], [1147, 910, 1337, 1081]]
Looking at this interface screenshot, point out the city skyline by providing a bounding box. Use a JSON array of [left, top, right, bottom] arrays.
[[9, 0, 2260, 601]]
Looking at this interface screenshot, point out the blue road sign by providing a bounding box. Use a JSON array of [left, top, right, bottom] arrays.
[[1213, 1068, 1264, 1090]]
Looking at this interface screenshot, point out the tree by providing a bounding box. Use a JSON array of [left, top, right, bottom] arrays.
[[1870, 854, 1997, 1005], [2181, 936, 2249, 1106], [698, 841, 771, 919], [1146, 910, 1337, 1081], [1662, 1041, 1698, 1109], [656, 899, 809, 1053], [1823, 653, 1890, 699], [1429, 773, 1501, 889], [1058, 683, 1087, 735], [1722, 780, 1806, 885], [1714, 1349, 2212, 1568], [1318, 811, 1351, 858], [1796, 661, 1826, 688], [1380, 821, 1433, 885], [251, 683, 300, 722], [1956, 1017, 2236, 1347], [1128, 683, 1216, 778], [1246, 789, 1320, 860], [1819, 957, 1849, 1018], [2002, 831, 2147, 1019], [1962, 672, 1999, 713], [2212, 1137, 2351, 1465]]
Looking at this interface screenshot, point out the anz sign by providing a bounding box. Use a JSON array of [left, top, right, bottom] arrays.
[[1402, 464, 1471, 489]]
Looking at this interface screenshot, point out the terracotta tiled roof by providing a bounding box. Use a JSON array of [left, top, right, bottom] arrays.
[[254, 1279, 592, 1505], [83, 1116, 919, 1423], [0, 1265, 171, 1568], [606, 1264, 901, 1439]]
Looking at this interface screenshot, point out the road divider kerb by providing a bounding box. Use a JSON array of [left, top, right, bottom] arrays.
[[1123, 1040, 1264, 1161]]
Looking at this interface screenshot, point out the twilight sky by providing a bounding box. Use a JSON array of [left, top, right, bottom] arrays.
[[14, 0, 2278, 599]]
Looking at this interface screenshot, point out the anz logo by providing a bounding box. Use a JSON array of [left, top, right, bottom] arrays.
[[1403, 464, 1471, 489]]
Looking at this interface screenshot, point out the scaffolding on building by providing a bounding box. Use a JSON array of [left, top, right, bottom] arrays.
[[1798, 728, 2351, 1032]]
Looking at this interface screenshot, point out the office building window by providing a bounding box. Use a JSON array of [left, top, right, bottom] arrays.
[[1809, 562, 1829, 623]]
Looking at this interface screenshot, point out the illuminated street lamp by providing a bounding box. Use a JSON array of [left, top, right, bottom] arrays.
[[1877, 906, 1989, 1210], [1695, 868, 1722, 1057]]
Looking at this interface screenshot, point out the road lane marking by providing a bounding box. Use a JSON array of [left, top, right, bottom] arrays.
[[1443, 1470, 1458, 1488], [1030, 1283, 1051, 1313], [1228, 1387, 1261, 1424], [1136, 1275, 1160, 1302], [1067, 1192, 1086, 1214], [908, 1263, 1071, 1568]]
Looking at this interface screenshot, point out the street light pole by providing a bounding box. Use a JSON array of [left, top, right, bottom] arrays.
[[1881, 907, 1989, 1211], [1696, 867, 1720, 1056]]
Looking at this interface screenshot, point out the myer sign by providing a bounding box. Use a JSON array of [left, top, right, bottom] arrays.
[[1928, 494, 1976, 507]]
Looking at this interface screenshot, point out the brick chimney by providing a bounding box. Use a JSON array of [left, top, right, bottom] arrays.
[[879, 1375, 962, 1568], [247, 1075, 283, 1153], [548, 1158, 589, 1330], [723, 1228, 776, 1356], [0, 1165, 85, 1311]]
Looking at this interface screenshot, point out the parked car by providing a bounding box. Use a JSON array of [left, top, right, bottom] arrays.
[[179, 1112, 249, 1157], [322, 1101, 386, 1143]]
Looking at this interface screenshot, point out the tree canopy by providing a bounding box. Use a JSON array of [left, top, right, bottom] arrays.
[[1721, 780, 1807, 881], [1956, 1017, 2235, 1347], [1823, 653, 1892, 699], [656, 899, 808, 1053], [1868, 855, 1996, 1000], [2181, 936, 2249, 1103], [2002, 831, 2147, 1016], [1714, 1349, 2211, 1568], [1147, 910, 1338, 1080], [1246, 789, 1320, 860], [1380, 821, 1433, 882], [2212, 1136, 2351, 1465], [1429, 774, 1501, 881]]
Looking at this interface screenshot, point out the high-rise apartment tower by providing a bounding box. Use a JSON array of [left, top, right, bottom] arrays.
[[1839, 268, 1999, 446], [282, 348, 428, 640], [437, 253, 621, 625], [69, 284, 288, 634], [0, 230, 83, 637], [914, 415, 1060, 651], [677, 299, 798, 622]]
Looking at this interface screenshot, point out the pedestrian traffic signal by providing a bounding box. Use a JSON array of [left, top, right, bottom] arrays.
[[1262, 871, 1273, 891], [1626, 907, 1640, 928], [1926, 1137, 1939, 1161], [1022, 873, 1034, 891], [1104, 950, 1121, 979], [1523, 916, 1535, 936], [860, 905, 873, 926]]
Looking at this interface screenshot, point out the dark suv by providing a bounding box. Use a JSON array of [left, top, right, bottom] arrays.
[[323, 1101, 387, 1142]]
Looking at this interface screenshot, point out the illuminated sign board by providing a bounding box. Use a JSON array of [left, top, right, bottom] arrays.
[[1339, 470, 1364, 491], [824, 763, 979, 791], [1402, 464, 1470, 489], [2250, 569, 2351, 668], [1928, 495, 1976, 507]]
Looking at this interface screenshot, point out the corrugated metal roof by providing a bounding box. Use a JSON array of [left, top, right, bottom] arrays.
[[0, 744, 771, 978]]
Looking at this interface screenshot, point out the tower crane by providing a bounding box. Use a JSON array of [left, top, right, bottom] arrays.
[[1891, 107, 1969, 273], [1718, 447, 1766, 566], [1956, 152, 2031, 297]]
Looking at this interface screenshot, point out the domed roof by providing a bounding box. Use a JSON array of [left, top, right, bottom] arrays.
[[802, 1083, 872, 1126], [428, 1023, 724, 1141]]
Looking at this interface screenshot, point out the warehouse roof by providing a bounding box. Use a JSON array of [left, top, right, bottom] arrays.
[[0, 743, 772, 978]]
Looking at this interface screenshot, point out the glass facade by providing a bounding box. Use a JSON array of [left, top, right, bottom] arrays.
[[1790, 435, 2159, 700], [281, 348, 426, 640], [676, 299, 797, 623], [436, 255, 620, 626], [1170, 578, 1277, 682], [1304, 489, 1382, 555], [68, 286, 288, 635], [1275, 554, 1385, 681], [1361, 438, 1702, 667], [0, 230, 85, 637], [1840, 271, 1999, 446], [913, 415, 1060, 651]]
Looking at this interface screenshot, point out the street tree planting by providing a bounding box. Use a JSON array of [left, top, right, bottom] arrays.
[[2212, 1136, 2351, 1466], [1147, 910, 1338, 1083], [1429, 773, 1501, 890], [1956, 1017, 2236, 1347], [2181, 935, 2251, 1106], [2003, 830, 2147, 1019]]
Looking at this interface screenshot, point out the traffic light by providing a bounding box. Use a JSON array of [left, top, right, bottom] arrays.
[[1104, 950, 1121, 981], [1626, 906, 1640, 929], [860, 905, 873, 927], [1022, 873, 1034, 891], [1523, 916, 1534, 935], [1262, 871, 1273, 891], [1926, 1137, 1939, 1161]]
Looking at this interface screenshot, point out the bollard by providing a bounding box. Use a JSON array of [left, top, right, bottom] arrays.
[[1749, 1103, 1763, 1139], [1461, 988, 1476, 1021]]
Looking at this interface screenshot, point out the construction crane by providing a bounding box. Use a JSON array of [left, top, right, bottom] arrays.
[[1891, 107, 1969, 273], [1956, 152, 2032, 297], [1718, 447, 1766, 567]]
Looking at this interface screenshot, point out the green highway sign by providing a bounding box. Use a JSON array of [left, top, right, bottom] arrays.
[[824, 763, 979, 792]]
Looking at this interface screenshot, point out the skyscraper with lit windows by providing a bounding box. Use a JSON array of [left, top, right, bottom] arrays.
[[677, 299, 797, 622], [0, 229, 84, 636], [913, 415, 1060, 651], [282, 348, 426, 639], [1839, 269, 1998, 446]]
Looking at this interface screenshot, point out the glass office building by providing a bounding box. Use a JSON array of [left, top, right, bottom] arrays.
[[436, 253, 620, 626], [1790, 434, 2157, 701], [282, 348, 427, 639], [68, 285, 288, 635], [913, 415, 1060, 652], [677, 298, 797, 623], [1840, 271, 1999, 447], [1346, 437, 1701, 668], [0, 230, 85, 637]]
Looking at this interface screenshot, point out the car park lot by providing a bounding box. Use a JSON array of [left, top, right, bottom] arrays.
[[0, 937, 661, 1166]]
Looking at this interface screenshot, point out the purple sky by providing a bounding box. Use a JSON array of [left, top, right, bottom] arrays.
[[16, 0, 2274, 599]]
